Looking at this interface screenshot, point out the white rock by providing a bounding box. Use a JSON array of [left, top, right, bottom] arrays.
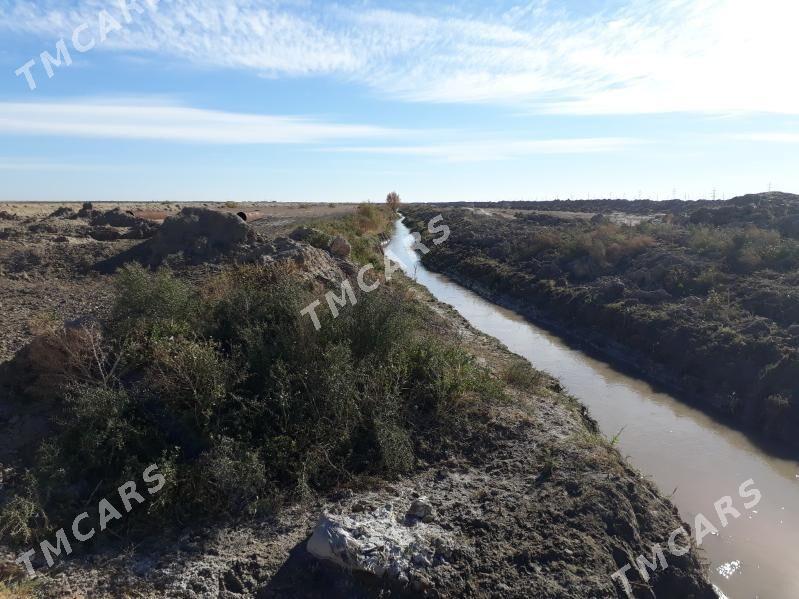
[[306, 502, 451, 582]]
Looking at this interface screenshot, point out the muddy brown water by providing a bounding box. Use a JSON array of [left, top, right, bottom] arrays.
[[387, 218, 799, 599]]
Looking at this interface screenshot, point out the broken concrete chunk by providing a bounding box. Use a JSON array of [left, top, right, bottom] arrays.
[[307, 502, 452, 585]]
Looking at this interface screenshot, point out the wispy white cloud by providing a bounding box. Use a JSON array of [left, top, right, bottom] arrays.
[[1, 0, 797, 114], [331, 138, 641, 162], [731, 133, 799, 144], [0, 0, 363, 74], [353, 0, 799, 114], [0, 100, 398, 144], [0, 98, 644, 160], [0, 158, 107, 170]]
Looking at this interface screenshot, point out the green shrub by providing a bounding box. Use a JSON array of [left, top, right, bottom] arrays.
[[111, 264, 199, 339], [306, 229, 332, 250], [0, 469, 53, 546], [188, 438, 268, 515], [405, 340, 502, 421], [504, 359, 543, 389], [688, 226, 732, 256], [693, 268, 724, 294], [62, 386, 141, 467], [355, 203, 389, 234], [147, 338, 242, 430], [4, 264, 502, 542], [308, 202, 392, 266], [374, 419, 415, 474], [687, 225, 798, 273], [0, 491, 46, 545]]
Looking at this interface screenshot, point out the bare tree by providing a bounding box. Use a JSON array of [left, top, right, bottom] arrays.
[[386, 191, 401, 213]]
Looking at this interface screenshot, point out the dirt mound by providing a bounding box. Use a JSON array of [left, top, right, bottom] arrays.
[[257, 237, 354, 283], [94, 207, 249, 270], [90, 208, 141, 227], [83, 209, 160, 241], [95, 208, 352, 285], [75, 202, 100, 219], [27, 223, 59, 234], [151, 207, 251, 258], [49, 207, 76, 219]]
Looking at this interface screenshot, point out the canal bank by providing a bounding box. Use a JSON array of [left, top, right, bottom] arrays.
[[387, 216, 799, 599]]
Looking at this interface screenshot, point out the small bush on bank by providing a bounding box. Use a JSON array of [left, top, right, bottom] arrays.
[[111, 264, 199, 339], [309, 203, 392, 265], [504, 359, 543, 389], [1, 263, 501, 543], [687, 225, 732, 256], [0, 486, 46, 545], [306, 229, 333, 250], [685, 224, 799, 273], [553, 224, 655, 272], [355, 203, 389, 234]]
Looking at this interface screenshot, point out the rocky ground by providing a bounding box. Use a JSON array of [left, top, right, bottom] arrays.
[[0, 202, 359, 362], [0, 203, 715, 598]]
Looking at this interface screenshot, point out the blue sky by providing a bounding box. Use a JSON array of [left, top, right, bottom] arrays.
[[0, 0, 797, 203]]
